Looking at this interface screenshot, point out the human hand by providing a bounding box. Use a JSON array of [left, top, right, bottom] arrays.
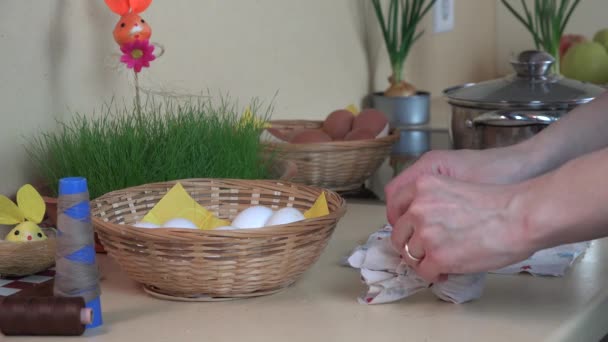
[[385, 147, 532, 226], [390, 174, 533, 282]]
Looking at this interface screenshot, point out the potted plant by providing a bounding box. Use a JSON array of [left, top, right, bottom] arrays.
[[500, 0, 582, 74], [370, 0, 437, 126]]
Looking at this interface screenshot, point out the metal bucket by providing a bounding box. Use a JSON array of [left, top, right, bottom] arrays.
[[372, 91, 430, 126]]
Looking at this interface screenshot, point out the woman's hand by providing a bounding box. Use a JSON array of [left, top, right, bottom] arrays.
[[390, 174, 533, 282], [385, 147, 534, 226]]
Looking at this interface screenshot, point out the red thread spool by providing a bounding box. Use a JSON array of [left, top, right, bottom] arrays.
[[0, 296, 92, 336]]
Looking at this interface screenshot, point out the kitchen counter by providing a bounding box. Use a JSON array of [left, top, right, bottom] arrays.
[[8, 200, 608, 342]]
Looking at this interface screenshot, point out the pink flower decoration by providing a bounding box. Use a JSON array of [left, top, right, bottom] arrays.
[[119, 39, 156, 73]]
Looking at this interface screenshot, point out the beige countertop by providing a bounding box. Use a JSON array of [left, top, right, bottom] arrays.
[[9, 200, 608, 342]]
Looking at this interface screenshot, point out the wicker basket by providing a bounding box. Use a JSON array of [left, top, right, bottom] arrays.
[[263, 120, 399, 192], [0, 228, 56, 277], [91, 178, 346, 300]]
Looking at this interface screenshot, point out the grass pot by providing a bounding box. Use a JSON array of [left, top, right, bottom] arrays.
[[372, 91, 431, 126]]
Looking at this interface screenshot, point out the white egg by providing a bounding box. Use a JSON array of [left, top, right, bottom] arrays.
[[133, 221, 161, 229], [231, 206, 274, 229], [214, 226, 238, 230], [265, 207, 305, 227], [162, 218, 199, 229]]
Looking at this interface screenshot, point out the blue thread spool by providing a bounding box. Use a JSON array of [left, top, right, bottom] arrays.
[[56, 177, 103, 329]]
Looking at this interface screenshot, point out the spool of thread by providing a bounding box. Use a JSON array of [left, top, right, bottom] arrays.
[[0, 296, 92, 336], [55, 177, 103, 329]]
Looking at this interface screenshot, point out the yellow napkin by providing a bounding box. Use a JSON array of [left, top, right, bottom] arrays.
[[304, 192, 330, 219], [141, 183, 230, 230], [346, 104, 359, 116]]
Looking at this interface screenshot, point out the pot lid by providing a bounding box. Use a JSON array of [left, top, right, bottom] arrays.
[[444, 50, 605, 109]]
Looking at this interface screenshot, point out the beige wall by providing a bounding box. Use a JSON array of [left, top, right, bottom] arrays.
[[0, 0, 497, 195], [367, 0, 497, 99], [496, 0, 608, 76]]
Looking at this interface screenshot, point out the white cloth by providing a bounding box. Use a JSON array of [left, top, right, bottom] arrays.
[[344, 224, 589, 305], [344, 225, 485, 304], [490, 241, 590, 276]]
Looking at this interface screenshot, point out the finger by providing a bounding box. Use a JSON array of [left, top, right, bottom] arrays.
[[383, 177, 401, 201], [402, 243, 423, 268], [402, 228, 426, 267], [385, 176, 407, 195], [384, 166, 422, 225], [384, 165, 418, 199], [412, 257, 441, 283], [390, 214, 414, 255], [386, 182, 417, 226]]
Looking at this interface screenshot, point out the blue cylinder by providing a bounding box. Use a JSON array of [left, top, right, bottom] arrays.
[[58, 177, 89, 196]]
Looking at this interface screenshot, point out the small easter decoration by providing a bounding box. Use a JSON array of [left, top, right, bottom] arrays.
[[104, 0, 159, 73], [0, 184, 47, 242], [103, 0, 165, 114]]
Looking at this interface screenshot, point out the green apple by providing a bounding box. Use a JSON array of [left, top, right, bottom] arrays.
[[561, 41, 608, 84], [593, 28, 608, 50]]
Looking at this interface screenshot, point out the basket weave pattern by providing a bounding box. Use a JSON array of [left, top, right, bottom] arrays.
[[0, 228, 56, 277], [92, 179, 346, 299], [264, 120, 399, 191]]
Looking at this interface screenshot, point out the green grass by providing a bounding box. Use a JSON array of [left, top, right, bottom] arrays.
[[26, 94, 275, 199], [371, 0, 436, 83]]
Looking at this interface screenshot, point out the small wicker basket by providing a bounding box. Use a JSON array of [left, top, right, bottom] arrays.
[[0, 228, 56, 277], [91, 178, 346, 300], [263, 120, 399, 192]]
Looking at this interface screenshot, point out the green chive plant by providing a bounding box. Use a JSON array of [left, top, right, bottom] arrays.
[[27, 94, 275, 199], [371, 0, 437, 97], [501, 0, 582, 73]]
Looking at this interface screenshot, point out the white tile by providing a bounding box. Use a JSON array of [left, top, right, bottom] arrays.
[[0, 287, 20, 296], [19, 275, 52, 284], [0, 279, 13, 286]]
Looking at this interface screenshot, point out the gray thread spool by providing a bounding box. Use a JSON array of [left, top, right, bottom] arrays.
[[54, 177, 102, 328]]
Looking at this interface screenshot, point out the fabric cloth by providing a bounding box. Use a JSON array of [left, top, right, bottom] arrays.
[[490, 241, 590, 276], [344, 225, 485, 304], [344, 224, 589, 304]]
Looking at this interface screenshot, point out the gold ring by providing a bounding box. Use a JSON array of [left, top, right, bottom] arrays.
[[404, 243, 422, 262]]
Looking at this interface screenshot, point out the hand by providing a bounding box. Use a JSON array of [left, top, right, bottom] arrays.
[[385, 148, 532, 226], [390, 174, 533, 282]]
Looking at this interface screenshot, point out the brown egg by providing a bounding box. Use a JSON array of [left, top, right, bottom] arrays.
[[322, 110, 355, 140], [344, 128, 376, 141], [289, 129, 332, 144], [352, 109, 389, 136]]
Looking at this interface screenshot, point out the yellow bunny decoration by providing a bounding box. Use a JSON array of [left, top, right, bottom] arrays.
[[0, 184, 47, 242]]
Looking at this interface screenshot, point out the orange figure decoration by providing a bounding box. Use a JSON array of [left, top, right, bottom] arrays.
[[104, 0, 152, 46]]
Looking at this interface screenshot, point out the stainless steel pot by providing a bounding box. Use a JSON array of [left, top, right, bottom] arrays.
[[444, 50, 605, 149]]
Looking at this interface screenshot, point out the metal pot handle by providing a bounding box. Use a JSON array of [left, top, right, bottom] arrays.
[[465, 110, 564, 128]]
